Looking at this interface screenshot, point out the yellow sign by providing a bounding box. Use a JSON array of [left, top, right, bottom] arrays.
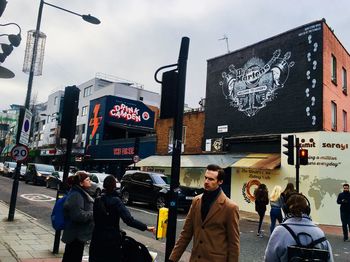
[[156, 207, 168, 239]]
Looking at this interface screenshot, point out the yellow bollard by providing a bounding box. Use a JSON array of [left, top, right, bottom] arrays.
[[156, 207, 168, 240]]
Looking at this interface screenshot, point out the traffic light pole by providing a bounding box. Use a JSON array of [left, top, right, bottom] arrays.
[[165, 37, 189, 262], [295, 137, 300, 193]]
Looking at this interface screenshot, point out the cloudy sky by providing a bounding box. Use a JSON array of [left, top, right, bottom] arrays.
[[1, 0, 350, 111]]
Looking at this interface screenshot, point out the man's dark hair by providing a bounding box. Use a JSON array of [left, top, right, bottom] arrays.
[[103, 175, 117, 193], [286, 193, 310, 217], [343, 183, 349, 187], [206, 164, 225, 181]]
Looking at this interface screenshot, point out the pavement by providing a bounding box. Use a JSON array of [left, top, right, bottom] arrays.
[[0, 200, 342, 262]]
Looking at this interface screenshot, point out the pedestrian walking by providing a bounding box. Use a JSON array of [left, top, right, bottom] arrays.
[[62, 171, 94, 262], [168, 164, 240, 262], [337, 183, 350, 241], [254, 184, 269, 237], [89, 175, 156, 262], [269, 185, 283, 234], [265, 193, 334, 261], [281, 182, 296, 215]]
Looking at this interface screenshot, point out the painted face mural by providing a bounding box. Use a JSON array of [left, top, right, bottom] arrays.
[[219, 49, 295, 117]]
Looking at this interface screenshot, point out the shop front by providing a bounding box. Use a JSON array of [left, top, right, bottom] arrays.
[[230, 131, 350, 226]]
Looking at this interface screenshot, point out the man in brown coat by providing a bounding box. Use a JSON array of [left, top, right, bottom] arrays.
[[169, 164, 240, 262]]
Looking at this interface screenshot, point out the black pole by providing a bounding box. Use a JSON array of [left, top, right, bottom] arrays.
[[7, 0, 44, 222], [165, 37, 189, 262], [295, 137, 300, 193], [52, 132, 73, 254]]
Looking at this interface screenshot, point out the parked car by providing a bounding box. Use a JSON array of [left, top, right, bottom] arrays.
[[24, 163, 56, 185], [89, 172, 121, 197], [2, 161, 17, 177], [45, 171, 74, 189], [0, 162, 4, 174], [120, 170, 203, 210]]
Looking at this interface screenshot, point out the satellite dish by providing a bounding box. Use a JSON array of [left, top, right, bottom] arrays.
[[0, 65, 15, 78]]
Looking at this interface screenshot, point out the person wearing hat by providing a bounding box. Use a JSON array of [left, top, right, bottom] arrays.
[[62, 171, 94, 262]]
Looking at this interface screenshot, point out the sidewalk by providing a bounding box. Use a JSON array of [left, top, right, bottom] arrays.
[[0, 200, 341, 262], [0, 201, 191, 262]]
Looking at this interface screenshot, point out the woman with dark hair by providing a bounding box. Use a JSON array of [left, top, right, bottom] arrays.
[[89, 175, 155, 262], [62, 171, 94, 262], [281, 182, 296, 215], [264, 194, 334, 261], [254, 184, 269, 237]]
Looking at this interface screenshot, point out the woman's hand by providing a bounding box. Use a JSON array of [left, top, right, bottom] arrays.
[[147, 226, 156, 235]]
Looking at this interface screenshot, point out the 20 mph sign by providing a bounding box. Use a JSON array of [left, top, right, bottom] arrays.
[[11, 144, 29, 162]]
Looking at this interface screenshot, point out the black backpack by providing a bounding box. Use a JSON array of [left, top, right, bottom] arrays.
[[120, 231, 153, 262], [281, 224, 330, 262]]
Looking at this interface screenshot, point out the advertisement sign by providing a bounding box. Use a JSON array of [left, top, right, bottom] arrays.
[[205, 21, 323, 139]]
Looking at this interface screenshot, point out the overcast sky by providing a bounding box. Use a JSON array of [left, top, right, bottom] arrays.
[[1, 0, 350, 111]]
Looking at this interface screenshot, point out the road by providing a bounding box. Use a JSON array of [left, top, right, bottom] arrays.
[[0, 175, 349, 261]]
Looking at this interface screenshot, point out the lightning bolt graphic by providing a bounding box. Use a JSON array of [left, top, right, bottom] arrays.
[[89, 104, 102, 139]]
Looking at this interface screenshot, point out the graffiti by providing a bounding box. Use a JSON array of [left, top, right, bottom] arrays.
[[219, 49, 295, 117], [242, 179, 261, 203]]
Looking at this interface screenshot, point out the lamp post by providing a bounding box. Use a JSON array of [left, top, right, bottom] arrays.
[[8, 0, 100, 224]]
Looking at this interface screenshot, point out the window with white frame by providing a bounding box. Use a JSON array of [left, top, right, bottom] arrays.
[[83, 86, 92, 97], [82, 106, 88, 116], [168, 126, 187, 145], [343, 110, 347, 132], [54, 96, 58, 105], [331, 54, 337, 84], [342, 67, 347, 94], [331, 101, 337, 130]]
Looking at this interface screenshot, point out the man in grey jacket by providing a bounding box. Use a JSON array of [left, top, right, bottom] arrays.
[[264, 193, 333, 262]]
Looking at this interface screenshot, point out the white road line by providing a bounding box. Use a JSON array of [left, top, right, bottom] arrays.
[[128, 206, 186, 221]]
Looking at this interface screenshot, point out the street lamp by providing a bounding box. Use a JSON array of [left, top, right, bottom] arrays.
[[8, 0, 100, 223]]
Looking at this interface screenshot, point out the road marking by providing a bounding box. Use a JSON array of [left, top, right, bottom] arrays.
[[128, 206, 186, 221], [20, 194, 56, 202]]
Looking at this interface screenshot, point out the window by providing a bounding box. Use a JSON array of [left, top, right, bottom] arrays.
[[82, 124, 86, 134], [168, 126, 187, 145], [54, 96, 58, 105], [331, 101, 337, 131], [331, 54, 337, 84], [82, 106, 88, 116], [343, 110, 347, 132], [342, 67, 347, 94], [83, 86, 92, 97]]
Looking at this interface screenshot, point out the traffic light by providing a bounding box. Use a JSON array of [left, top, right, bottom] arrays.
[[299, 148, 308, 165], [160, 70, 178, 119], [60, 86, 80, 139], [283, 135, 294, 165]]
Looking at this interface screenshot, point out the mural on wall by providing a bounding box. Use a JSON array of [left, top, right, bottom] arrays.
[[204, 21, 323, 139], [219, 49, 295, 117], [231, 131, 350, 226]]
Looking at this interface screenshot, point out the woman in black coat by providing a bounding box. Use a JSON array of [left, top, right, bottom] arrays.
[[254, 184, 269, 237], [89, 175, 155, 262]]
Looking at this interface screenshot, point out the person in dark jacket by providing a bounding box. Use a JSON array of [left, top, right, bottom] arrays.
[[62, 171, 94, 262], [89, 175, 155, 262], [254, 184, 269, 237], [337, 183, 350, 241], [281, 182, 296, 216]]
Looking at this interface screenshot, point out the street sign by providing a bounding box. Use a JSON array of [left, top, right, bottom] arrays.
[[11, 144, 29, 162], [19, 109, 32, 146], [133, 155, 140, 163]]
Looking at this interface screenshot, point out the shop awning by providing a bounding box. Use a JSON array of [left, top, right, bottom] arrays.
[[135, 154, 245, 168], [230, 153, 280, 170]]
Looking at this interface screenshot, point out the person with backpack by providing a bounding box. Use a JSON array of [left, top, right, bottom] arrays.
[[254, 184, 269, 237], [62, 171, 94, 262], [269, 185, 283, 233], [89, 175, 156, 262], [264, 193, 334, 262], [337, 183, 350, 241]]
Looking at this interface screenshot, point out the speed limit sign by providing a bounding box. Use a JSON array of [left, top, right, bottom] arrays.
[[11, 144, 29, 162]]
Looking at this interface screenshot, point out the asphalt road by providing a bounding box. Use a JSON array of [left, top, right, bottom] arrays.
[[0, 175, 349, 261]]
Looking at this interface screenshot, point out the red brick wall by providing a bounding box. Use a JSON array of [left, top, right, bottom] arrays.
[[156, 111, 205, 155], [323, 23, 350, 132]]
